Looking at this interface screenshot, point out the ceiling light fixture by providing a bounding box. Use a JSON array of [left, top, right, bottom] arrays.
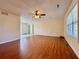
[[34, 15, 40, 18], [33, 10, 46, 19]]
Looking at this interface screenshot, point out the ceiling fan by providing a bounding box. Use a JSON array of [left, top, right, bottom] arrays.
[[33, 10, 46, 18]]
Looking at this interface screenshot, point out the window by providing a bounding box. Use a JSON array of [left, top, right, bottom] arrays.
[[67, 4, 78, 38]]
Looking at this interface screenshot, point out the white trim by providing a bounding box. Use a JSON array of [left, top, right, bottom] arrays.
[[0, 38, 19, 44], [65, 37, 79, 58], [65, 0, 78, 17], [33, 34, 63, 37]]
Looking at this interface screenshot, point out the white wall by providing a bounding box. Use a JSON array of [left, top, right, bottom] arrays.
[[64, 0, 79, 58], [34, 18, 64, 37], [21, 16, 64, 37], [0, 10, 20, 44]]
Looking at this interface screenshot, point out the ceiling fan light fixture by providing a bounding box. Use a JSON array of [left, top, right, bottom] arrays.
[[34, 15, 40, 18], [31, 10, 46, 19]]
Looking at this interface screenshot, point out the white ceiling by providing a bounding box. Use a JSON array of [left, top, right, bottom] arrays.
[[0, 0, 72, 20]]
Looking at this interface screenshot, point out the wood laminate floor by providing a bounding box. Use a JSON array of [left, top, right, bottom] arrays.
[[0, 35, 78, 59]]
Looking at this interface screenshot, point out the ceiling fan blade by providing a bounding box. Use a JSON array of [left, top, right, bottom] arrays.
[[35, 10, 39, 15], [40, 14, 46, 16]]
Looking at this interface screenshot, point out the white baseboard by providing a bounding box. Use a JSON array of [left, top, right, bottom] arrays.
[[33, 34, 63, 37], [0, 38, 19, 44], [64, 37, 79, 58]]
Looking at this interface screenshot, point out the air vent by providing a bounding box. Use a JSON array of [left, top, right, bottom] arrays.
[[1, 11, 8, 15]]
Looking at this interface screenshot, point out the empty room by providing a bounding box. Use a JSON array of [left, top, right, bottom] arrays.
[[0, 0, 79, 59]]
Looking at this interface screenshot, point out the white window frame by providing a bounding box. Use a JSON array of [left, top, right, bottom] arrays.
[[66, 4, 78, 38]]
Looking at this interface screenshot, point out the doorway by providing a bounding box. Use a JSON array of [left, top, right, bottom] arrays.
[[20, 21, 34, 39]]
